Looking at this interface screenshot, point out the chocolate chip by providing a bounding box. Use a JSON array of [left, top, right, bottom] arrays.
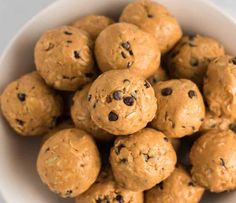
[[74, 50, 80, 58], [64, 31, 72, 35], [67, 40, 72, 43], [147, 14, 153, 18], [113, 91, 122, 100], [16, 119, 24, 126], [158, 182, 164, 190], [220, 158, 226, 168], [65, 190, 73, 198], [200, 118, 204, 122], [161, 88, 172, 96], [121, 41, 130, 50], [144, 80, 150, 88], [190, 57, 199, 66], [163, 137, 169, 142], [231, 57, 236, 65], [127, 61, 134, 68], [121, 51, 126, 59], [93, 101, 98, 109], [123, 79, 130, 83], [143, 154, 150, 162], [87, 94, 92, 102], [129, 50, 134, 56], [108, 111, 118, 121], [106, 95, 112, 103], [188, 90, 196, 98], [229, 123, 236, 132], [172, 123, 176, 128], [115, 144, 125, 155], [123, 96, 134, 106], [119, 158, 128, 164], [17, 93, 26, 102], [115, 195, 124, 203], [188, 182, 195, 187], [45, 42, 54, 51], [192, 126, 196, 131], [85, 72, 94, 78], [45, 148, 50, 152]]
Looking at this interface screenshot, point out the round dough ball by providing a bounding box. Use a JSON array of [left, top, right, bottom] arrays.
[[0, 72, 63, 136], [151, 79, 205, 138], [148, 66, 169, 86], [145, 165, 204, 203], [75, 179, 143, 203], [71, 83, 113, 141], [35, 26, 96, 91], [72, 15, 114, 40], [119, 0, 182, 53], [110, 128, 177, 191], [167, 35, 225, 86], [37, 128, 101, 198], [203, 56, 236, 120], [88, 70, 157, 135], [190, 130, 236, 192], [200, 111, 232, 132], [95, 22, 160, 78]]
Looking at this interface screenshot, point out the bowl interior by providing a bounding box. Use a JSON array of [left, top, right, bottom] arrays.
[[0, 0, 236, 202]]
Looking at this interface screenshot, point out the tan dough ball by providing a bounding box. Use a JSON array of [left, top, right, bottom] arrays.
[[75, 179, 143, 203], [203, 56, 236, 120], [95, 22, 160, 78], [145, 165, 204, 203], [71, 83, 113, 141], [148, 66, 169, 86], [167, 35, 225, 86], [190, 130, 236, 192], [88, 70, 157, 135], [109, 128, 177, 191], [37, 128, 101, 198], [200, 111, 232, 132], [0, 72, 63, 136], [35, 26, 96, 91], [151, 79, 205, 138], [119, 0, 182, 53], [72, 15, 114, 40]]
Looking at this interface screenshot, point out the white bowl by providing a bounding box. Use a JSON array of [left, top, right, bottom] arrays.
[[0, 0, 236, 202]]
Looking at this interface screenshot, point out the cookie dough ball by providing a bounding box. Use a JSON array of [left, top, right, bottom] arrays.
[[200, 111, 232, 132], [72, 15, 114, 40], [110, 128, 177, 191], [203, 56, 236, 120], [75, 179, 143, 203], [88, 70, 157, 135], [167, 35, 225, 86], [35, 26, 96, 91], [145, 166, 204, 203], [151, 79, 205, 138], [119, 0, 182, 53], [148, 66, 169, 86], [37, 128, 101, 198], [0, 72, 63, 136], [71, 83, 113, 141], [190, 130, 236, 192], [95, 22, 160, 78]]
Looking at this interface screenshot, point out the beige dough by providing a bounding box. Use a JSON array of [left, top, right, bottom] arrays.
[[109, 128, 176, 191], [88, 70, 157, 135], [71, 83, 113, 141], [151, 79, 205, 138], [72, 15, 114, 40], [145, 165, 204, 203], [167, 35, 225, 86], [35, 26, 96, 91], [203, 56, 236, 120], [37, 128, 101, 198], [190, 130, 236, 192], [95, 22, 160, 78], [148, 66, 169, 86], [0, 72, 63, 136], [119, 0, 182, 53]]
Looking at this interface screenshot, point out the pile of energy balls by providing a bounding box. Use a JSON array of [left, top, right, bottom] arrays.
[[1, 0, 236, 202]]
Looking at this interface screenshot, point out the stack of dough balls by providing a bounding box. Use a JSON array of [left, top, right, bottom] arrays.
[[1, 0, 236, 202]]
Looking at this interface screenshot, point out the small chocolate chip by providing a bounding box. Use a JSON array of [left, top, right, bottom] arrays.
[[65, 190, 73, 198], [17, 93, 26, 102], [106, 95, 112, 103], [119, 158, 128, 164], [16, 119, 24, 126], [74, 50, 80, 58], [231, 57, 236, 65], [143, 154, 150, 162], [158, 182, 164, 190], [129, 50, 134, 56], [45, 148, 50, 152], [113, 91, 122, 100], [123, 79, 130, 83], [144, 80, 150, 88], [220, 158, 226, 168], [115, 144, 125, 155], [64, 31, 72, 35], [188, 90, 196, 98], [163, 137, 169, 142], [192, 126, 196, 131], [87, 94, 92, 102], [188, 182, 195, 187], [161, 88, 172, 96], [121, 41, 130, 50], [123, 96, 134, 106], [115, 194, 124, 203], [190, 57, 199, 66], [85, 72, 94, 78], [45, 42, 54, 51], [172, 123, 176, 128], [121, 51, 126, 59], [127, 61, 134, 68], [93, 101, 98, 109], [200, 118, 204, 122], [108, 111, 118, 121], [67, 40, 72, 43], [147, 14, 153, 18]]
